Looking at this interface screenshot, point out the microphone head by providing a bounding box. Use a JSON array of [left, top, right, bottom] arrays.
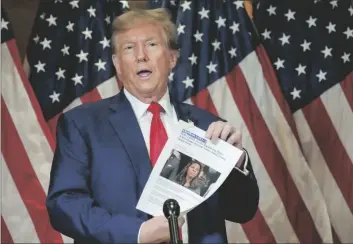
[[163, 199, 180, 218]]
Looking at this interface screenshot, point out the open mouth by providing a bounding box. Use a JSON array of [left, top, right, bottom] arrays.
[[137, 69, 152, 78]]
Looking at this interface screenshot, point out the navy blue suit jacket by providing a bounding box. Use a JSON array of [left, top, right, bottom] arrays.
[[46, 90, 259, 243]]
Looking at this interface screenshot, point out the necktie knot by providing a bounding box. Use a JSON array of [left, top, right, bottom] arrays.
[[148, 102, 163, 115]]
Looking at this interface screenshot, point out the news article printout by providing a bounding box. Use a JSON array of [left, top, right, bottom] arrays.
[[136, 120, 244, 217]]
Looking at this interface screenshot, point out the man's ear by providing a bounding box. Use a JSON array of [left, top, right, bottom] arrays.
[[169, 49, 179, 70], [112, 54, 121, 74]]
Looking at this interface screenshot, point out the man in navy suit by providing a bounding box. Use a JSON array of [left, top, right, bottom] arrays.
[[46, 8, 259, 243]]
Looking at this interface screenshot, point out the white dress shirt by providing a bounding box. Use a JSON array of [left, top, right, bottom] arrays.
[[124, 88, 249, 243], [124, 88, 179, 154]]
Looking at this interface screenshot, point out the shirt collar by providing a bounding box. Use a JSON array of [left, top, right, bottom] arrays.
[[124, 88, 173, 119]]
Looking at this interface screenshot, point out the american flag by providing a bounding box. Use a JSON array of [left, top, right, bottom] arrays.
[[1, 0, 128, 243], [150, 0, 353, 243], [26, 0, 129, 137], [252, 0, 353, 243]]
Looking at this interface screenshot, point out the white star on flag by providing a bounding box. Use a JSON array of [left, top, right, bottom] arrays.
[[261, 29, 271, 40], [228, 47, 237, 58], [349, 6, 353, 16], [105, 16, 111, 24], [1, 18, 9, 30], [95, 59, 107, 71], [215, 16, 226, 28], [330, 0, 338, 9], [198, 7, 209, 19], [341, 52, 350, 63], [343, 27, 353, 39], [49, 91, 60, 103], [181, 1, 192, 12], [76, 50, 89, 63], [120, 0, 129, 9], [66, 21, 74, 32], [100, 37, 110, 49], [321, 46, 332, 58], [40, 38, 52, 50], [295, 64, 306, 75], [267, 5, 276, 16], [182, 76, 194, 88], [300, 40, 311, 51], [274, 58, 285, 70], [206, 61, 217, 73], [87, 6, 96, 17], [212, 40, 221, 51], [71, 73, 83, 86], [233, 1, 244, 9], [290, 87, 301, 100], [61, 45, 70, 56], [326, 22, 336, 33], [34, 61, 46, 73], [194, 30, 203, 42], [177, 24, 185, 35], [230, 21, 240, 34], [55, 68, 66, 80], [279, 33, 290, 45], [46, 15, 57, 27], [33, 35, 40, 43], [82, 28, 93, 39], [188, 53, 197, 65], [69, 0, 79, 9], [316, 70, 327, 82], [284, 9, 295, 21], [306, 16, 317, 28]]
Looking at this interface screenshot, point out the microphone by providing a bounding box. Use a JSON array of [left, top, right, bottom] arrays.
[[163, 199, 183, 244]]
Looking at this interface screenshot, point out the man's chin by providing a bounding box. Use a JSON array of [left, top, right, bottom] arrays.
[[130, 87, 165, 103]]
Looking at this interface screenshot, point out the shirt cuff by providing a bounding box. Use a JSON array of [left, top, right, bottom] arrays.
[[233, 149, 249, 176], [137, 221, 145, 243]]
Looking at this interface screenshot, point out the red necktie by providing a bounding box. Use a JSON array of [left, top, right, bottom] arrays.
[[148, 103, 183, 241], [148, 103, 168, 167]]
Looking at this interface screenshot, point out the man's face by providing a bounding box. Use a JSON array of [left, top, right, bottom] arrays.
[[112, 22, 178, 102]]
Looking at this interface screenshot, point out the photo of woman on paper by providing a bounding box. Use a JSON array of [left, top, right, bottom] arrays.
[[160, 150, 221, 197], [175, 160, 202, 194]]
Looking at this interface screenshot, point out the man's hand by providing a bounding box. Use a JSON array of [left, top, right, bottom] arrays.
[[206, 121, 246, 167], [139, 216, 185, 243], [206, 121, 242, 149]]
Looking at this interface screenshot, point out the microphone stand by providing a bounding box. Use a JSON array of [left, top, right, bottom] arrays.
[[163, 199, 183, 244]]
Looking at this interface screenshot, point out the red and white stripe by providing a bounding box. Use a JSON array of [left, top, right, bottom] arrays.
[[2, 38, 65, 243], [186, 45, 352, 243], [293, 72, 353, 243], [1, 35, 123, 242]]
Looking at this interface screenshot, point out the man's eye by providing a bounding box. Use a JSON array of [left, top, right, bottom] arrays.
[[148, 42, 157, 46], [125, 46, 133, 50]]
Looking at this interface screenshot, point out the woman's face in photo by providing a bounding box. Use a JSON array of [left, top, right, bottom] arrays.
[[187, 162, 201, 179]]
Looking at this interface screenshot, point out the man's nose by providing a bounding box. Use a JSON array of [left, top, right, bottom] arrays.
[[135, 45, 148, 63]]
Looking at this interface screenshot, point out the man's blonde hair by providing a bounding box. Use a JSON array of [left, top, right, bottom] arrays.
[[111, 8, 178, 53]]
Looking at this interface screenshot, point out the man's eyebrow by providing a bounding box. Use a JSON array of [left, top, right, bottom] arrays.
[[145, 37, 157, 42]]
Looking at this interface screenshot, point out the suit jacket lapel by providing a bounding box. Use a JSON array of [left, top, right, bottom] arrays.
[[170, 92, 199, 127], [108, 92, 152, 196]]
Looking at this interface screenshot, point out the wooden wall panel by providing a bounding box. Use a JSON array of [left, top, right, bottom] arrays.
[[2, 0, 39, 59]]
